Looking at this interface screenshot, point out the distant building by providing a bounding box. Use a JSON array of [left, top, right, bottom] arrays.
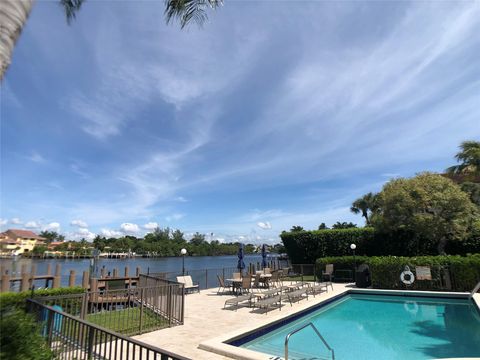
[[48, 241, 66, 250], [0, 229, 46, 255]]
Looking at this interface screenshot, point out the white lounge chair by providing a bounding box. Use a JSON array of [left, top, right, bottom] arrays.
[[176, 275, 200, 293]]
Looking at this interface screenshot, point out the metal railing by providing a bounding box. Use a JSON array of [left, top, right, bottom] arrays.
[[27, 298, 190, 360], [284, 322, 334, 360], [34, 283, 184, 336]]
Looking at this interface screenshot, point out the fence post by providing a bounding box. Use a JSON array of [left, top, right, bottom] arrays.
[[46, 309, 54, 347], [87, 326, 95, 359], [29, 264, 36, 290], [222, 268, 225, 281], [82, 271, 89, 289], [139, 287, 144, 333], [1, 272, 10, 292], [205, 269, 208, 289], [113, 268, 118, 278], [167, 285, 172, 327], [124, 266, 129, 277], [136, 266, 140, 277]]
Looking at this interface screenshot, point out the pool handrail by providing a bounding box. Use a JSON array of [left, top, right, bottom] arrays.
[[470, 281, 480, 299], [284, 322, 335, 360]]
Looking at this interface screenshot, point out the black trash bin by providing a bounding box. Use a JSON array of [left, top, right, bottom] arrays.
[[355, 264, 371, 288]]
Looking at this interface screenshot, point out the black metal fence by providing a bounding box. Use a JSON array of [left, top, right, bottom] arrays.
[[27, 298, 190, 360], [34, 282, 184, 336]]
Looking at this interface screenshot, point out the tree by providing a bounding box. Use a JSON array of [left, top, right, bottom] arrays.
[[39, 230, 62, 243], [189, 232, 206, 246], [318, 223, 328, 230], [290, 226, 304, 232], [350, 192, 379, 226], [331, 222, 357, 229], [446, 140, 480, 177], [372, 173, 478, 255], [1, 0, 220, 80]]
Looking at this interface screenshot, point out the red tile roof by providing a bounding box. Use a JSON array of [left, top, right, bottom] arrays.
[[6, 229, 46, 240]]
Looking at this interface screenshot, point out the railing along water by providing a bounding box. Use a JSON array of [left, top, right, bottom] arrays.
[[470, 281, 480, 299], [27, 298, 190, 360], [284, 322, 334, 360]]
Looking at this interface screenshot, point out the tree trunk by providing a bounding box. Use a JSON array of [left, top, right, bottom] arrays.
[[437, 237, 447, 255], [0, 0, 34, 81]]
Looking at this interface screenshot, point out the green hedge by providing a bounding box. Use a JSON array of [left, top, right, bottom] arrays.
[[283, 228, 480, 263], [0, 287, 85, 311], [281, 228, 375, 264], [316, 254, 480, 292]]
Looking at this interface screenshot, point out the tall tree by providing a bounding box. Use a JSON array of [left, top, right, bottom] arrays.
[[372, 173, 478, 255], [350, 192, 378, 226], [446, 140, 480, 177], [0, 0, 221, 80], [331, 222, 357, 229]]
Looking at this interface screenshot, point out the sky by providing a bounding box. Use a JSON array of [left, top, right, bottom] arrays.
[[1, 1, 479, 244]]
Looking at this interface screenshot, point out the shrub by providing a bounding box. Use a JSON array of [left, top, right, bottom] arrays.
[[316, 254, 480, 292], [0, 287, 84, 311], [281, 228, 375, 264], [0, 309, 53, 360]]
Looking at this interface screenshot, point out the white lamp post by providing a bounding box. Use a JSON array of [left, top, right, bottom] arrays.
[[181, 248, 187, 275], [350, 243, 357, 280]]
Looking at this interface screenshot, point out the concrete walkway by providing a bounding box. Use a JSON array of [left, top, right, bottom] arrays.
[[135, 283, 351, 360]]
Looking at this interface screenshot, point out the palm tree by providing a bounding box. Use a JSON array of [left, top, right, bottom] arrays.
[[446, 140, 480, 176], [350, 192, 378, 226], [0, 0, 221, 80]]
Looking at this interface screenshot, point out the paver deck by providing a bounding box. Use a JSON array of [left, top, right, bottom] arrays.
[[135, 283, 351, 359]]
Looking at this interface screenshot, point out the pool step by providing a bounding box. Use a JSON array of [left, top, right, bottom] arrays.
[[252, 342, 331, 360]]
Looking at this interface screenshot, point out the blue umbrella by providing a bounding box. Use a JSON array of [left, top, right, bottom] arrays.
[[237, 243, 246, 272], [261, 244, 267, 268]]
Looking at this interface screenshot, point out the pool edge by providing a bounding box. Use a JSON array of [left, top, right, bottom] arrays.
[[199, 288, 475, 360]]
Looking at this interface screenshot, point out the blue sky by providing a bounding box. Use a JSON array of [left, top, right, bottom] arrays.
[[1, 1, 479, 243]]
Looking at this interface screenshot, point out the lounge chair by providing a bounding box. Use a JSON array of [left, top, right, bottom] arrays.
[[224, 294, 253, 311], [176, 275, 200, 293], [217, 275, 232, 295], [285, 288, 308, 305], [255, 295, 282, 314], [322, 264, 334, 291], [306, 282, 328, 297]]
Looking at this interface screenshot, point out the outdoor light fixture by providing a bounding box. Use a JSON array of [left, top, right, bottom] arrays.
[[181, 248, 187, 275], [350, 243, 357, 278]]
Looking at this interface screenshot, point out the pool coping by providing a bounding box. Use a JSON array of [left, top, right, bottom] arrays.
[[198, 288, 478, 360]]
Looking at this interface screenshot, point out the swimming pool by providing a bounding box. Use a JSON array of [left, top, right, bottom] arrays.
[[231, 293, 480, 360]]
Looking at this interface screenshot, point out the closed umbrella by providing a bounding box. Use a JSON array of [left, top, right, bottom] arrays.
[[261, 244, 267, 268], [237, 243, 245, 273]]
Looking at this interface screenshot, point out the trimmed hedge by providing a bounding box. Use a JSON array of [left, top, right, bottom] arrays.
[[282, 228, 480, 263], [281, 228, 375, 264], [316, 254, 480, 292], [0, 287, 85, 311]]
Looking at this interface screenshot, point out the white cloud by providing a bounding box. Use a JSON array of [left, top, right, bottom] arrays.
[[175, 196, 188, 202], [10, 218, 22, 225], [101, 229, 124, 238], [68, 228, 96, 241], [257, 221, 272, 230], [120, 223, 140, 233], [44, 222, 61, 231], [0, 218, 7, 226], [165, 213, 184, 222], [24, 221, 41, 229], [71, 219, 88, 228], [27, 151, 46, 163], [143, 222, 158, 230]]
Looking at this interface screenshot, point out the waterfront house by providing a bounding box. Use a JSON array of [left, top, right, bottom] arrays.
[[0, 229, 46, 255]]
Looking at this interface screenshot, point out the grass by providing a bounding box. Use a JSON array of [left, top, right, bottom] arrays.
[[86, 307, 168, 336]]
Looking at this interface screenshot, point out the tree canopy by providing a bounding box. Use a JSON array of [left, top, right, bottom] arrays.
[[350, 192, 379, 226], [372, 173, 478, 254]]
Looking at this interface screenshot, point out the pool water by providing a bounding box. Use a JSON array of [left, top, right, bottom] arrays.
[[236, 294, 480, 360]]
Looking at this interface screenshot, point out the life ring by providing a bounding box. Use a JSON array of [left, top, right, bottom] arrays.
[[400, 270, 415, 285], [404, 301, 419, 315]]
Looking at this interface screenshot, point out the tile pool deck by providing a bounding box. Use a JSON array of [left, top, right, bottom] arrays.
[[135, 285, 479, 360], [135, 283, 351, 359]]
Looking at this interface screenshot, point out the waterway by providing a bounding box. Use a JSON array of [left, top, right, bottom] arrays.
[[0, 255, 284, 289]]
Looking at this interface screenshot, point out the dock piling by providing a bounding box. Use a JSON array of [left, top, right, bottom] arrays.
[[69, 270, 76, 287]]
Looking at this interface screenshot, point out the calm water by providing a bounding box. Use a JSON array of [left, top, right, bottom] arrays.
[[238, 294, 480, 360], [0, 255, 278, 289]]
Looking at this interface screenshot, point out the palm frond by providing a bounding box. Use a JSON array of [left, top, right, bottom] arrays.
[[165, 0, 222, 29], [59, 0, 85, 24]]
